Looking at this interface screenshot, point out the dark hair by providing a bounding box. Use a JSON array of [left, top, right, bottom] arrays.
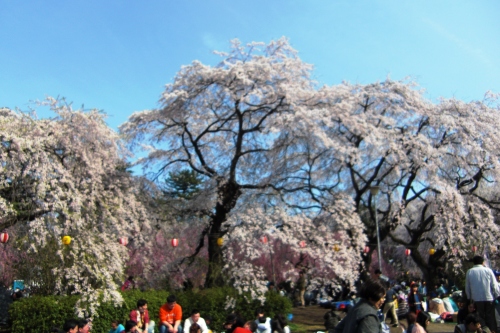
[[473, 256, 484, 265], [465, 314, 481, 325], [191, 308, 200, 316], [137, 299, 148, 308], [125, 320, 137, 332], [63, 319, 79, 332], [374, 269, 382, 275], [407, 312, 417, 324], [416, 311, 431, 330], [78, 319, 89, 329], [359, 279, 386, 301], [190, 323, 201, 333], [111, 319, 120, 325], [247, 321, 258, 333], [255, 307, 265, 317], [271, 314, 287, 333], [167, 294, 177, 303]]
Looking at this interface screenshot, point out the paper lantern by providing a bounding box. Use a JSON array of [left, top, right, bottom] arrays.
[[472, 245, 478, 253], [0, 232, 9, 244], [333, 244, 340, 252], [405, 249, 411, 256], [62, 235, 72, 245], [363, 246, 370, 253], [217, 237, 224, 247], [429, 248, 436, 255], [118, 237, 128, 246], [171, 238, 179, 247], [299, 240, 306, 248], [260, 236, 268, 244]]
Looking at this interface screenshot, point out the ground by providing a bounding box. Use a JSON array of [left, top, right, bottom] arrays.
[[290, 305, 456, 333]]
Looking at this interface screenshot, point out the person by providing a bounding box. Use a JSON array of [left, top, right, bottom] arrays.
[[454, 314, 491, 333], [334, 278, 386, 333], [324, 306, 342, 333], [457, 300, 476, 325], [412, 311, 430, 333], [184, 309, 209, 333], [109, 320, 125, 333], [190, 324, 201, 333], [63, 319, 79, 333], [406, 312, 417, 333], [78, 319, 91, 333], [121, 276, 135, 291], [159, 295, 183, 333], [244, 321, 258, 333], [271, 314, 290, 333], [408, 283, 424, 315], [465, 256, 499, 333], [296, 271, 306, 307], [382, 284, 399, 327], [225, 314, 250, 333], [125, 320, 140, 333], [130, 299, 155, 333], [254, 308, 272, 333]]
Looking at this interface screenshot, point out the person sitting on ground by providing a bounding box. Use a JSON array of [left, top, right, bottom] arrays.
[[271, 314, 290, 333], [324, 306, 342, 333], [189, 324, 201, 333], [159, 295, 183, 333], [254, 308, 272, 333], [334, 278, 386, 333], [412, 311, 431, 333], [406, 312, 417, 333], [184, 309, 209, 333], [125, 320, 139, 333], [225, 314, 250, 333], [130, 299, 155, 333], [109, 320, 125, 333], [244, 321, 258, 333], [454, 314, 491, 333], [78, 319, 91, 333], [63, 319, 79, 333]]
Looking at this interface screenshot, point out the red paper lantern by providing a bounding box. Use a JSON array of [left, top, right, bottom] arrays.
[[118, 237, 128, 246], [472, 245, 478, 253], [299, 240, 306, 248], [260, 236, 268, 244], [0, 232, 9, 244], [363, 246, 370, 253], [405, 249, 411, 256], [171, 238, 179, 247]]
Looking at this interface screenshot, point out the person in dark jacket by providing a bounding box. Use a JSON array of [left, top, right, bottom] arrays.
[[408, 283, 424, 315], [334, 279, 386, 333]]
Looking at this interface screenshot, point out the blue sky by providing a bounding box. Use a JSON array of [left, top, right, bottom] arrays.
[[1, 0, 498, 130]]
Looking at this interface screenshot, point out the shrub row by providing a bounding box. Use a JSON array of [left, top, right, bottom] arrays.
[[9, 288, 292, 333]]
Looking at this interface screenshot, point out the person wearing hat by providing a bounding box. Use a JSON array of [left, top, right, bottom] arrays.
[[408, 282, 424, 315]]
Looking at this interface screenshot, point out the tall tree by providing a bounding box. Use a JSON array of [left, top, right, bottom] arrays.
[[0, 99, 153, 315], [120, 38, 366, 287]]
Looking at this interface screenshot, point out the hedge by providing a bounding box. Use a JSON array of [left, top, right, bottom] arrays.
[[9, 288, 292, 333]]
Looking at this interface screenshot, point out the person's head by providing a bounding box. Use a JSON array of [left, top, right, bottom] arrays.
[[473, 256, 485, 266], [125, 320, 138, 333], [468, 301, 476, 313], [359, 279, 386, 309], [255, 307, 265, 319], [78, 319, 90, 333], [244, 321, 258, 333], [205, 315, 212, 325], [63, 320, 79, 333], [416, 311, 431, 330], [137, 299, 148, 313], [224, 314, 237, 329], [407, 312, 417, 325], [411, 283, 418, 292], [190, 309, 201, 322], [374, 269, 382, 276], [111, 320, 120, 329], [465, 314, 483, 332], [166, 295, 177, 309], [189, 323, 201, 333]]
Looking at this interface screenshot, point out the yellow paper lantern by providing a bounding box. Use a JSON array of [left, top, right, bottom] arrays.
[[217, 237, 224, 247], [429, 248, 436, 255], [333, 244, 340, 252], [62, 235, 72, 245]]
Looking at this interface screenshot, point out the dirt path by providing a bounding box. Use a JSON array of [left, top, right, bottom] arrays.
[[291, 305, 455, 333]]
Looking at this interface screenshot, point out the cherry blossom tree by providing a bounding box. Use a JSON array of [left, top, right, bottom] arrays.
[[120, 38, 367, 287], [0, 99, 154, 315]]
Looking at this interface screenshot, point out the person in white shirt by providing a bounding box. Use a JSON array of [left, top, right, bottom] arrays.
[[184, 309, 208, 333], [465, 256, 500, 333], [254, 308, 272, 333]]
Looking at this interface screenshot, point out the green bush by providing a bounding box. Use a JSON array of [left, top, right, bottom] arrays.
[[9, 288, 291, 333]]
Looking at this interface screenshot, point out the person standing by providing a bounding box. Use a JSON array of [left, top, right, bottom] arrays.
[[382, 284, 399, 327], [159, 295, 183, 333], [465, 256, 499, 333], [296, 271, 306, 307]]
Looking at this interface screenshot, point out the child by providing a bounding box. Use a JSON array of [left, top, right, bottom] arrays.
[[109, 320, 125, 333]]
